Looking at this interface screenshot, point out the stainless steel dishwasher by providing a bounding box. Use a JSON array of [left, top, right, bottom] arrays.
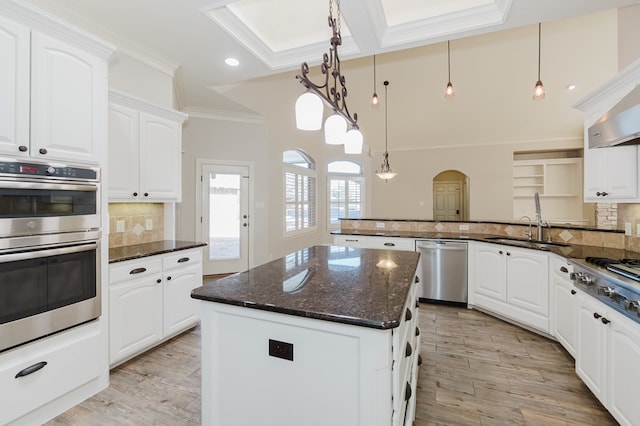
[[415, 240, 468, 304]]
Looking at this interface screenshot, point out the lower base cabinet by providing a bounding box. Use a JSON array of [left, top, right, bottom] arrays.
[[109, 248, 202, 366], [576, 289, 640, 426], [0, 321, 108, 425], [199, 275, 420, 426]]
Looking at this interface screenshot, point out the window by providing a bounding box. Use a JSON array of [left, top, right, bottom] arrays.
[[327, 161, 364, 229], [283, 150, 317, 235]]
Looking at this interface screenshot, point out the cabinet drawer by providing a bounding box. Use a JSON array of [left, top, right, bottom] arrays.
[[367, 237, 414, 251], [162, 248, 202, 271], [110, 257, 162, 285], [0, 324, 103, 424], [333, 235, 368, 247]]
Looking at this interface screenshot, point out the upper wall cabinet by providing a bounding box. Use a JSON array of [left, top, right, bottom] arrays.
[[108, 90, 188, 202], [574, 58, 640, 203], [0, 10, 113, 164]]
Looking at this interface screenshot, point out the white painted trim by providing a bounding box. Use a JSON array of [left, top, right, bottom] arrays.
[[573, 57, 640, 112], [195, 158, 255, 270], [109, 89, 188, 123], [0, 0, 115, 60], [183, 106, 263, 124]]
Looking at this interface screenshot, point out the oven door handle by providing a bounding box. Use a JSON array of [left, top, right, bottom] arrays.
[[0, 241, 98, 263], [0, 180, 97, 192]]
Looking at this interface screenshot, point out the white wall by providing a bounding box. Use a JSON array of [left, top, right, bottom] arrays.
[[618, 5, 640, 70], [178, 115, 270, 267], [109, 52, 174, 108], [216, 9, 619, 260]]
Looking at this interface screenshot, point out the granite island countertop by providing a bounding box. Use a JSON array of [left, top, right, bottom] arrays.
[[109, 240, 207, 263], [191, 245, 420, 329]]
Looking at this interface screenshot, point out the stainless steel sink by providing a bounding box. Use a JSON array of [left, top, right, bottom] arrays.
[[483, 237, 569, 250]]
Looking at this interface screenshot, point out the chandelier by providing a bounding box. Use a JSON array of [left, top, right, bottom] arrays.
[[294, 0, 363, 155], [376, 81, 397, 181]]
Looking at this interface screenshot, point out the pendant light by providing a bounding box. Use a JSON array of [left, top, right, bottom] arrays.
[[532, 23, 546, 101], [371, 55, 379, 107], [295, 0, 362, 148], [445, 41, 454, 98], [376, 81, 397, 181]]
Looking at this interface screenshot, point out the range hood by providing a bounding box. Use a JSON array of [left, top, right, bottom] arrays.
[[588, 84, 640, 148]]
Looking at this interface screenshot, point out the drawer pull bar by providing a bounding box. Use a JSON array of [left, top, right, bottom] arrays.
[[383, 242, 396, 247], [177, 257, 190, 263], [130, 267, 147, 275], [405, 342, 413, 357], [405, 308, 413, 321], [405, 382, 412, 401], [15, 361, 47, 378], [560, 266, 569, 273]]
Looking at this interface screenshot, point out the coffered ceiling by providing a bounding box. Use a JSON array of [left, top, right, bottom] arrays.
[[20, 0, 640, 110]]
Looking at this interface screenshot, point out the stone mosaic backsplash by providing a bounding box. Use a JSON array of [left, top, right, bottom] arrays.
[[340, 219, 635, 251], [108, 203, 165, 248]]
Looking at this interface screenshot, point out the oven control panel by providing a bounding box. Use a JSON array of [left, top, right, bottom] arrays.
[[0, 161, 98, 180]]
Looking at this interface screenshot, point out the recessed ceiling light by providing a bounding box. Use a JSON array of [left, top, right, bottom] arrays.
[[225, 57, 240, 67], [566, 84, 576, 91]]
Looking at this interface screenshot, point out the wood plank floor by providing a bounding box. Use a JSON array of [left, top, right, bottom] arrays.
[[48, 303, 617, 425]]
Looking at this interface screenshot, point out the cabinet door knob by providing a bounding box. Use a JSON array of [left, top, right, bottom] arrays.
[[415, 327, 420, 336], [593, 312, 602, 319], [18, 145, 28, 152], [571, 289, 576, 295], [167, 276, 172, 281], [144, 193, 149, 197], [414, 275, 420, 283], [601, 317, 610, 325], [156, 278, 161, 284], [596, 191, 609, 197], [38, 148, 47, 155], [498, 250, 503, 255], [506, 252, 511, 256], [133, 192, 138, 197], [405, 342, 413, 357]]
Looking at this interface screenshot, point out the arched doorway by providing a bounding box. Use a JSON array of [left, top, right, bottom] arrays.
[[433, 170, 470, 221]]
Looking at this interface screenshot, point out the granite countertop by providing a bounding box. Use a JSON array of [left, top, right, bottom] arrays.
[[109, 240, 207, 263], [332, 229, 640, 260], [191, 245, 421, 330]]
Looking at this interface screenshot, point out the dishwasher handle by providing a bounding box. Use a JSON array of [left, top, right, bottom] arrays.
[[415, 240, 467, 250]]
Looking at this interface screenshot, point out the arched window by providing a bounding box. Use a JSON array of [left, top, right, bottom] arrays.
[[283, 150, 317, 234], [327, 160, 364, 229]]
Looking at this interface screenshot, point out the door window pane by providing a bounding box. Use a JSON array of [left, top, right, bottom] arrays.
[[209, 173, 241, 260]]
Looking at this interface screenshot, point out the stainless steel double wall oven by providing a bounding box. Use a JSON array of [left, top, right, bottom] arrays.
[[0, 160, 101, 352]]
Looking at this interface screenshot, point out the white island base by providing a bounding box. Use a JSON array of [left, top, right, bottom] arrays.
[[200, 301, 420, 426]]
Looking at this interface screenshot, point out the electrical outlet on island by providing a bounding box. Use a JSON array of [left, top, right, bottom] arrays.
[[145, 218, 153, 231]]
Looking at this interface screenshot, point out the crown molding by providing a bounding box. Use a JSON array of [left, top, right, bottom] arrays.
[[182, 106, 263, 125], [110, 89, 188, 123]]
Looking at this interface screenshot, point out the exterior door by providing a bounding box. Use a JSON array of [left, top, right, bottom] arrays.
[[433, 182, 461, 220], [200, 163, 250, 274]]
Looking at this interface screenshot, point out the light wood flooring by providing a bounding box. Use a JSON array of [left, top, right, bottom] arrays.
[[48, 303, 616, 425]]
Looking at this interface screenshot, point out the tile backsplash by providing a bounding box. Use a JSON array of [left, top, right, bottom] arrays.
[[108, 203, 164, 248]]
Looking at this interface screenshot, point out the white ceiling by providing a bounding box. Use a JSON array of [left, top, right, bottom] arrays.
[[21, 0, 640, 111]]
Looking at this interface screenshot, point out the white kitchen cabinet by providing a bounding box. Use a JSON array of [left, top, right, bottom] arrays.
[[575, 290, 609, 403], [0, 321, 107, 425], [109, 248, 202, 366], [550, 255, 577, 357], [607, 309, 640, 425], [108, 90, 187, 202], [575, 289, 640, 426], [366, 236, 415, 251], [109, 257, 164, 364], [333, 234, 369, 248], [0, 16, 29, 155], [0, 18, 108, 163], [162, 250, 203, 337], [470, 242, 549, 333], [583, 145, 638, 201], [574, 58, 640, 203]]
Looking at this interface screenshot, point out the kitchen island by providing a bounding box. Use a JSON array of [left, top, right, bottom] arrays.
[[191, 245, 421, 426]]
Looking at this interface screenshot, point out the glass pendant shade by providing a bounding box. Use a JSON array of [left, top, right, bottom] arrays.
[[344, 128, 363, 154], [445, 82, 454, 98], [295, 91, 323, 130], [324, 113, 347, 144], [372, 93, 379, 107], [532, 80, 545, 100]]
